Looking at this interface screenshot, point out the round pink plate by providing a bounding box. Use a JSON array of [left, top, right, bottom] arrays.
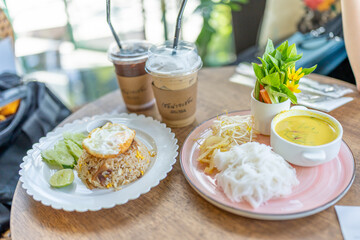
[[180, 111, 355, 220]]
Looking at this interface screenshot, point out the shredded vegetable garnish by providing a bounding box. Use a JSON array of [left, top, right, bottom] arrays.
[[197, 114, 256, 174]]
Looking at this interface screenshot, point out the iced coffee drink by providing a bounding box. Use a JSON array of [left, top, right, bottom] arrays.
[[145, 41, 202, 127], [108, 40, 155, 111]]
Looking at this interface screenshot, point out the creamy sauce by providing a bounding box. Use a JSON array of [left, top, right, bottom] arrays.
[[275, 116, 337, 146]]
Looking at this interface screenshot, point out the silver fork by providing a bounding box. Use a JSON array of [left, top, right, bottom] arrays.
[[300, 82, 335, 93], [297, 93, 334, 103]]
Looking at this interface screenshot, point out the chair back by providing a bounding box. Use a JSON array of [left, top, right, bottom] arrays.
[[0, 8, 14, 42]]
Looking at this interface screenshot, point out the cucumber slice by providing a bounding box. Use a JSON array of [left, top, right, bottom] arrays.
[[42, 132, 85, 169], [63, 132, 86, 148], [41, 149, 61, 167], [54, 140, 68, 152], [64, 139, 83, 162], [49, 169, 74, 188], [53, 141, 75, 168]]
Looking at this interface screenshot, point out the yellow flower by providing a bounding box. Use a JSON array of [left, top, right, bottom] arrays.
[[287, 67, 304, 82], [286, 80, 301, 93]]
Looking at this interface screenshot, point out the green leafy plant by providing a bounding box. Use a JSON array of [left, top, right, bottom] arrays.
[[252, 39, 317, 104], [195, 0, 248, 66]]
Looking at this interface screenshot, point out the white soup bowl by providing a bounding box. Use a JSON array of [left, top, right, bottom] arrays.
[[270, 109, 343, 167]]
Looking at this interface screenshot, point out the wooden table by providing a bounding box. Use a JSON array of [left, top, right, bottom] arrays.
[[10, 67, 360, 240]]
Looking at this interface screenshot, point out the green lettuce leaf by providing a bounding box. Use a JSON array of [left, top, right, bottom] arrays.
[[286, 43, 297, 58], [284, 53, 303, 63], [252, 63, 264, 80], [268, 55, 280, 72], [269, 86, 288, 99], [280, 85, 297, 104], [258, 57, 268, 70], [277, 41, 288, 58], [254, 80, 260, 100], [260, 72, 280, 88], [301, 65, 317, 75], [275, 50, 283, 62], [263, 39, 275, 57], [264, 86, 278, 104], [282, 62, 296, 72]]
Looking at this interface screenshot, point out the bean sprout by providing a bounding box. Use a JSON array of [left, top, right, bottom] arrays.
[[197, 114, 256, 174]]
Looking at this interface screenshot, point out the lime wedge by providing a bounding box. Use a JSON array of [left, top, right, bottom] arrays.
[[49, 169, 74, 188]]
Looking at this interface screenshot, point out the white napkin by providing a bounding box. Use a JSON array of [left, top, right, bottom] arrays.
[[335, 205, 360, 240], [235, 62, 255, 78], [229, 73, 256, 87], [0, 37, 16, 74], [299, 77, 354, 98], [296, 92, 353, 112]]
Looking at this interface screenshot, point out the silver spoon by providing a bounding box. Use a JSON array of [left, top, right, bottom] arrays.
[[86, 119, 113, 133]]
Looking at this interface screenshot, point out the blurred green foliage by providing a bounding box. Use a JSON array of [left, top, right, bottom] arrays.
[[195, 0, 248, 66]]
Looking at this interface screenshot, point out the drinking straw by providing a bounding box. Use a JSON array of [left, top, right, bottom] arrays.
[[106, 0, 122, 49], [172, 0, 188, 54]]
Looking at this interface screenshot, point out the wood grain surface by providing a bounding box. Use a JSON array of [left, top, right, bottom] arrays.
[[10, 67, 360, 240]]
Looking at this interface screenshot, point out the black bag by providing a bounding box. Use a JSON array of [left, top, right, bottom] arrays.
[[0, 73, 71, 233]]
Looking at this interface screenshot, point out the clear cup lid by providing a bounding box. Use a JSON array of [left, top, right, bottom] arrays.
[[108, 40, 153, 63], [145, 40, 203, 76]]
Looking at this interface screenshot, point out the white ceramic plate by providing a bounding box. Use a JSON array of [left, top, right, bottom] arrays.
[[19, 113, 178, 212]]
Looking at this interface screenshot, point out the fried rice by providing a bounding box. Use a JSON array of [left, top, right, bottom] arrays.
[[76, 138, 151, 190]]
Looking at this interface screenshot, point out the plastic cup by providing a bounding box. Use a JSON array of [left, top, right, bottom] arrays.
[[108, 40, 155, 111], [145, 41, 202, 127]]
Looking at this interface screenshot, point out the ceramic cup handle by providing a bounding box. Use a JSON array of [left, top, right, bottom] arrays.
[[302, 151, 326, 162]]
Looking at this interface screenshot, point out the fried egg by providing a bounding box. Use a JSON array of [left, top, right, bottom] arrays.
[[83, 122, 135, 158]]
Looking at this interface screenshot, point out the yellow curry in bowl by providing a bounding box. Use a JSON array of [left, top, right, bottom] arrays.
[[275, 116, 338, 146]]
